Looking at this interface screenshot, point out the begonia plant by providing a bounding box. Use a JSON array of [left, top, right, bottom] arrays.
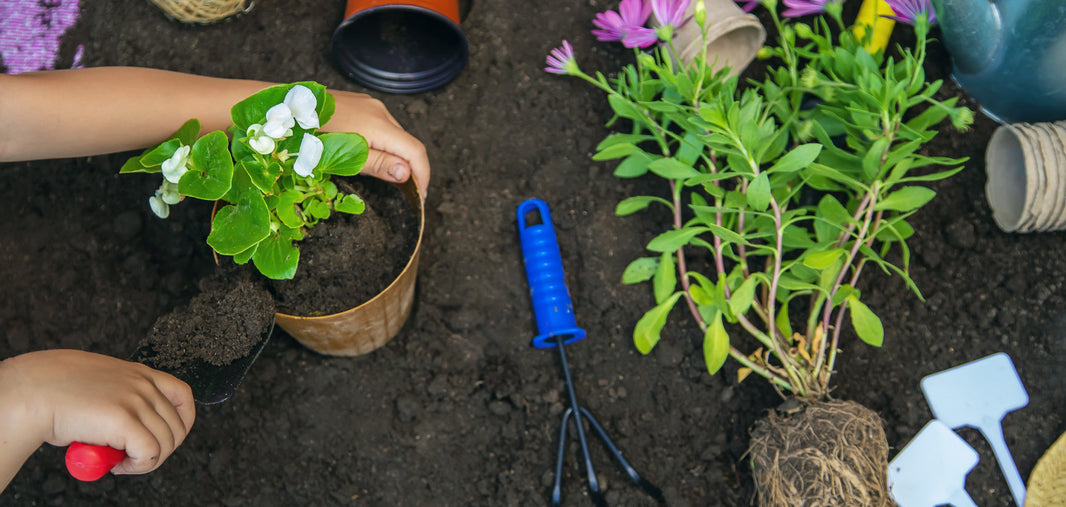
[[121, 82, 369, 280]]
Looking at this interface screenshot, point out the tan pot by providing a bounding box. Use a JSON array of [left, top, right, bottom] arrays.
[[274, 177, 425, 356], [662, 0, 766, 75], [149, 0, 252, 24]]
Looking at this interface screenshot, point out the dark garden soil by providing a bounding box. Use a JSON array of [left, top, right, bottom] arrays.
[[1, 1, 1064, 506]]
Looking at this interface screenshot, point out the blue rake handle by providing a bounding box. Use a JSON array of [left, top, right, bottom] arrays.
[[516, 198, 664, 506]]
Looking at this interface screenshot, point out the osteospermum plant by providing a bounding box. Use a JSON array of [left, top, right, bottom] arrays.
[[547, 0, 968, 399], [547, 0, 967, 501], [121, 82, 369, 280]]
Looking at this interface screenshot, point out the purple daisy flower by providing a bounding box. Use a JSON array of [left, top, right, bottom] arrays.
[[591, 0, 652, 42], [781, 0, 841, 17], [651, 0, 691, 29], [622, 27, 660, 48], [735, 0, 760, 13], [545, 40, 578, 75], [882, 0, 936, 25]]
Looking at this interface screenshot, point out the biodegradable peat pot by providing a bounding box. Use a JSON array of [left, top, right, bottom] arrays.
[[273, 177, 424, 356], [656, 0, 765, 75]]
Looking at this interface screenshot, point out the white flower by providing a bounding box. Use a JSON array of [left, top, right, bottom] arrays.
[[149, 193, 170, 219], [293, 133, 323, 177], [246, 124, 276, 155], [261, 85, 320, 139], [161, 145, 191, 184], [284, 85, 320, 130], [263, 103, 296, 139], [159, 180, 182, 205]]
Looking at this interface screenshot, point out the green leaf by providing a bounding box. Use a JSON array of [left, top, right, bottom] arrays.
[[139, 138, 184, 169], [622, 257, 659, 284], [180, 131, 234, 201], [847, 295, 883, 347], [318, 132, 368, 176], [251, 227, 301, 280], [616, 195, 671, 216], [613, 153, 655, 178], [803, 248, 844, 270], [206, 167, 271, 256], [274, 190, 304, 229], [647, 227, 706, 252], [703, 311, 730, 375], [594, 143, 640, 161], [633, 292, 683, 354], [727, 276, 757, 317], [306, 199, 331, 221], [648, 157, 702, 180], [241, 158, 282, 195], [775, 302, 793, 339], [746, 173, 771, 211], [233, 244, 257, 265], [874, 186, 936, 212], [653, 252, 676, 304], [335, 193, 366, 214], [768, 143, 822, 174], [596, 133, 654, 150], [608, 94, 641, 120]]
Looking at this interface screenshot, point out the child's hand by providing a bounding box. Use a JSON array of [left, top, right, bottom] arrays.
[[325, 91, 431, 200], [0, 350, 195, 477]]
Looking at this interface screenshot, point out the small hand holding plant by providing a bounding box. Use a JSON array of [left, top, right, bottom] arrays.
[[121, 82, 369, 280], [547, 0, 970, 399]]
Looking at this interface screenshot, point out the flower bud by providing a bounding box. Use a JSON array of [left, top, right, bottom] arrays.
[[950, 107, 974, 131], [760, 0, 777, 9], [800, 67, 819, 89], [794, 24, 813, 40], [757, 47, 774, 60], [781, 25, 795, 46], [694, 0, 706, 28], [637, 52, 656, 68]]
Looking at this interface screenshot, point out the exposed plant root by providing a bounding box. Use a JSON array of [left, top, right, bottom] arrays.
[[748, 398, 890, 507]]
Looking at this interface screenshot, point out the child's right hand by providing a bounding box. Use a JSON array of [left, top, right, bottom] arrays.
[[0, 350, 196, 477]]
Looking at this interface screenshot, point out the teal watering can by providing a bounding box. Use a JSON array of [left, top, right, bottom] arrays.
[[930, 0, 1066, 123]]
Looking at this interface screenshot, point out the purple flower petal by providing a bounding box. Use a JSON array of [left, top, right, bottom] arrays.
[[652, 0, 690, 29], [781, 0, 838, 18], [882, 0, 936, 25], [735, 0, 760, 13], [545, 40, 577, 74], [622, 27, 660, 48]]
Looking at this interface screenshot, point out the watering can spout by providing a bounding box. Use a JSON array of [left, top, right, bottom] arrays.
[[929, 0, 1001, 75]]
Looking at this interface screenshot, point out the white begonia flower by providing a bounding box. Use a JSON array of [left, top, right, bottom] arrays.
[[246, 124, 276, 155], [149, 192, 170, 219], [159, 180, 182, 205], [284, 85, 320, 130], [293, 133, 323, 177], [161, 145, 191, 184], [263, 103, 296, 139]]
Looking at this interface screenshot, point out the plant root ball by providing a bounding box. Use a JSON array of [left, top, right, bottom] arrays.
[[748, 398, 890, 507]]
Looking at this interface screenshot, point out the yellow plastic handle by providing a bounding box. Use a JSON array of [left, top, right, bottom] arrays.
[[852, 0, 895, 53]]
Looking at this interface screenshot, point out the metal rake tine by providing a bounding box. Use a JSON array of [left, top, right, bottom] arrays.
[[551, 407, 607, 507], [579, 407, 665, 504]]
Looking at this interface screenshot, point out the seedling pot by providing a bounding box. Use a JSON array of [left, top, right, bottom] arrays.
[[658, 0, 765, 75], [274, 178, 424, 356], [330, 0, 469, 93]]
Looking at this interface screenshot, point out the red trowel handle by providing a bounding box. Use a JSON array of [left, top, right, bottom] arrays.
[[65, 442, 125, 481]]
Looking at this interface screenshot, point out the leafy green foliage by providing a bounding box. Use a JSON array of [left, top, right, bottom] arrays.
[[558, 3, 970, 398], [122, 83, 369, 280]]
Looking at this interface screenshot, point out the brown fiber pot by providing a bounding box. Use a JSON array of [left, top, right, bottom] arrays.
[[273, 177, 424, 356]]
